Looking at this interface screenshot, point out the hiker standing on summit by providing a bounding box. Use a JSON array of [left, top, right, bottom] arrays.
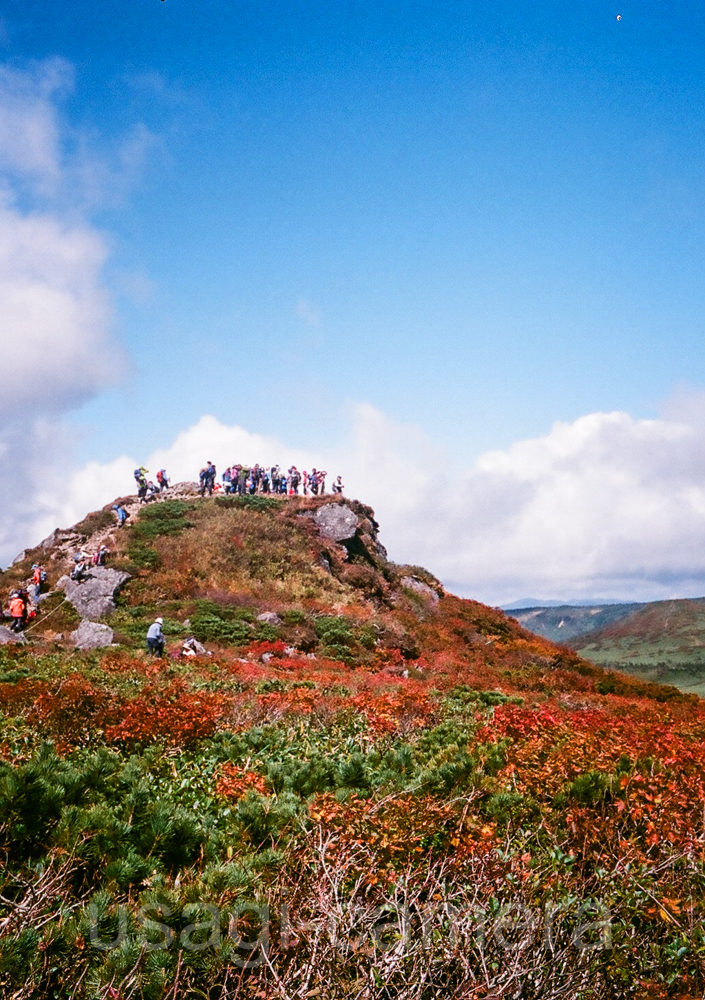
[[199, 461, 217, 496]]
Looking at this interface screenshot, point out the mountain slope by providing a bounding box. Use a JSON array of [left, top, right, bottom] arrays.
[[573, 597, 705, 695], [510, 598, 705, 697], [0, 490, 703, 999]]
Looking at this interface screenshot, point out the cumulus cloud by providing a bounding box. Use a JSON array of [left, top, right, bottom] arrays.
[[0, 59, 124, 563], [0, 200, 117, 415], [351, 405, 705, 605], [17, 401, 705, 606]]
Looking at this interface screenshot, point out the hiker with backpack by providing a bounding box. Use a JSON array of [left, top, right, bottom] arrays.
[[31, 564, 47, 599], [7, 591, 26, 632], [156, 469, 169, 492], [199, 461, 217, 497], [332, 476, 344, 494], [146, 617, 165, 656], [70, 553, 89, 582], [112, 503, 129, 527]]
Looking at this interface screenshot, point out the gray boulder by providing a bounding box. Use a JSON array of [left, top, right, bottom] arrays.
[[182, 636, 207, 655], [314, 503, 360, 543], [257, 611, 282, 626], [70, 620, 114, 650], [57, 566, 131, 619], [0, 626, 26, 644]]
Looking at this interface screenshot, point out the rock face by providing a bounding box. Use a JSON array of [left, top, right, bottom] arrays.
[[70, 620, 114, 649], [314, 504, 360, 543], [57, 567, 131, 619], [401, 576, 440, 604], [0, 626, 26, 645]]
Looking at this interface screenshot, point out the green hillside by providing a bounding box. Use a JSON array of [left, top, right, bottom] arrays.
[[574, 598, 705, 697]]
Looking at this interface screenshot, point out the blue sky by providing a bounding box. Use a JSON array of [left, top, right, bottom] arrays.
[[3, 1, 705, 601]]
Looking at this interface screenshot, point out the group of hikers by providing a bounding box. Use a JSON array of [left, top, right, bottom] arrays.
[[131, 463, 344, 500], [133, 466, 170, 502], [3, 542, 112, 632], [216, 463, 343, 498], [4, 564, 46, 632], [70, 545, 109, 582], [3, 456, 346, 636]]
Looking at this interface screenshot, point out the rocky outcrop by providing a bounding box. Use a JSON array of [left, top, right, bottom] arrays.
[[38, 528, 83, 551], [57, 567, 131, 619], [70, 620, 114, 649], [306, 500, 388, 566], [314, 504, 360, 543], [0, 626, 26, 645], [401, 576, 440, 604]]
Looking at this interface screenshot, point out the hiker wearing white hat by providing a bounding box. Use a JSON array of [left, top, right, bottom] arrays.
[[146, 617, 165, 656]]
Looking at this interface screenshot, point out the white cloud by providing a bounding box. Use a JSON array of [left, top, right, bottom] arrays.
[[0, 60, 125, 564], [350, 404, 705, 604], [0, 58, 70, 195], [296, 297, 322, 328], [0, 199, 118, 415]]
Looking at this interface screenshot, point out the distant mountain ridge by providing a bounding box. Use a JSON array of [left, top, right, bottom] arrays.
[[508, 602, 646, 642], [501, 597, 638, 610]]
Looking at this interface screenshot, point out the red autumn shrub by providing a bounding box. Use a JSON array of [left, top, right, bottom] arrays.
[[105, 681, 230, 745], [216, 763, 269, 799]]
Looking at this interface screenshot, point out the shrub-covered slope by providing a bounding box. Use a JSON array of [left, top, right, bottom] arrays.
[[1, 493, 704, 999]]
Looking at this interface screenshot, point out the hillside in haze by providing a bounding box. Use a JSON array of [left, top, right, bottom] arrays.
[[509, 603, 644, 643], [511, 599, 705, 697], [1, 489, 704, 997]]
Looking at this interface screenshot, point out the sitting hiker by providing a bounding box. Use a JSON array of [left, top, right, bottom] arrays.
[[70, 558, 88, 582], [70, 549, 90, 581], [332, 475, 344, 494], [92, 545, 109, 566], [181, 636, 207, 658], [146, 617, 165, 656]]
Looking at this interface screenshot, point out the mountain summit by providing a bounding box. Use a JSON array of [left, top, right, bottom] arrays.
[[0, 488, 703, 998]]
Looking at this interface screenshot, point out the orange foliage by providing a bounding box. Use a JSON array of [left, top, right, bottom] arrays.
[[104, 681, 231, 745], [216, 763, 270, 799]]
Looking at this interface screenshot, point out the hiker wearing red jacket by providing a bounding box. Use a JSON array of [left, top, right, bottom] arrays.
[[8, 592, 26, 632]]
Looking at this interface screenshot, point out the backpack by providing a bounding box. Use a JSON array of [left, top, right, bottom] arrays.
[[157, 470, 165, 483]]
